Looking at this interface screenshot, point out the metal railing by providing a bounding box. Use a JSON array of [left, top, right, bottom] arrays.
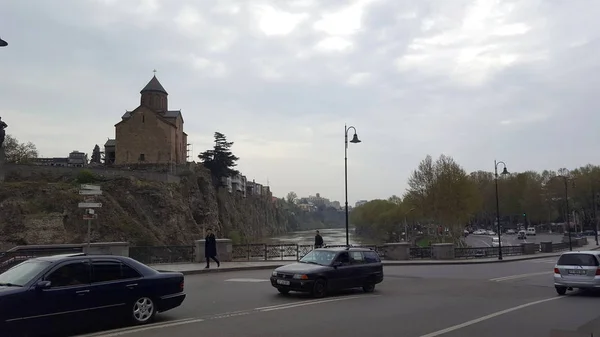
[[129, 245, 195, 265], [454, 246, 524, 259], [410, 247, 432, 259], [231, 244, 387, 261]]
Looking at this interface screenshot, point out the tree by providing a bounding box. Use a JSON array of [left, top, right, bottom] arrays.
[[2, 134, 38, 163], [90, 144, 101, 164], [199, 132, 239, 181], [286, 191, 298, 204]]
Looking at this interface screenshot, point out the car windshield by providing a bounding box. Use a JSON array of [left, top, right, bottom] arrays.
[[557, 254, 599, 267], [0, 260, 51, 286], [299, 250, 337, 265]]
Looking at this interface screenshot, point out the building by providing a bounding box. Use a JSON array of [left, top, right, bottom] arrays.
[[32, 151, 88, 167], [108, 75, 188, 165], [355, 200, 368, 207]]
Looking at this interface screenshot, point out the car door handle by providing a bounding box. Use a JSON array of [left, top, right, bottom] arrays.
[[125, 283, 138, 288], [75, 290, 90, 295]]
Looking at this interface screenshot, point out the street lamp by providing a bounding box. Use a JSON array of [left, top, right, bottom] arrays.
[[494, 160, 509, 260], [0, 37, 7, 47], [344, 124, 361, 247], [552, 174, 574, 251]]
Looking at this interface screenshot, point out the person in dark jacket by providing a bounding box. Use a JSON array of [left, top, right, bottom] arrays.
[[204, 228, 220, 268], [314, 230, 324, 248]]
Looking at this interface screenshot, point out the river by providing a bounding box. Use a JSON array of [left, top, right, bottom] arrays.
[[264, 228, 372, 246]]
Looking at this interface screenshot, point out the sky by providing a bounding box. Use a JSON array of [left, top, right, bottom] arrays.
[[1, 0, 600, 205]]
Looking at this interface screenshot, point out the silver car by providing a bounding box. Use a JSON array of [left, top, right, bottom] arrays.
[[553, 251, 600, 295]]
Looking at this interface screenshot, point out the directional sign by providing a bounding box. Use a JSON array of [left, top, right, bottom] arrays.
[[78, 202, 102, 208], [79, 190, 102, 195], [83, 214, 98, 220], [80, 184, 101, 191]]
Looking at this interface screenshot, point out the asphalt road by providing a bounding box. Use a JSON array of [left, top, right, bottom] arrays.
[[465, 233, 564, 247], [71, 255, 600, 337]]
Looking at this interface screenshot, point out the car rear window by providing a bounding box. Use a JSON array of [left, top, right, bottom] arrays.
[[557, 253, 599, 266], [363, 251, 380, 263]]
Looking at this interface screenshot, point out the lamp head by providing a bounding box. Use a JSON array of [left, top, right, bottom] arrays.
[[350, 134, 361, 144], [0, 38, 7, 47], [501, 167, 509, 175]]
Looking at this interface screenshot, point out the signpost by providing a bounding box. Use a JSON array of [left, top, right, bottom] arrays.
[[78, 184, 102, 248]]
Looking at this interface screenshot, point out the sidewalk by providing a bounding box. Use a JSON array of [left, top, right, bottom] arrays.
[[150, 243, 600, 275]]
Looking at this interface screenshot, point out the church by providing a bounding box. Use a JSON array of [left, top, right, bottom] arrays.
[[105, 75, 188, 165]]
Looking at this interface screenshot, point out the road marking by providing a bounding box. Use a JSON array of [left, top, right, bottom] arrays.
[[489, 271, 552, 282], [77, 318, 205, 337], [418, 296, 564, 337], [254, 298, 335, 310], [225, 278, 270, 282], [258, 295, 380, 312]]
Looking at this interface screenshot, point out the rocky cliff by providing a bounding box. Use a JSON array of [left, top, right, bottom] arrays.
[[0, 164, 291, 247]]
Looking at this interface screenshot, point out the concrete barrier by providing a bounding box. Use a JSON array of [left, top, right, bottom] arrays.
[[382, 242, 410, 260], [432, 243, 455, 260]]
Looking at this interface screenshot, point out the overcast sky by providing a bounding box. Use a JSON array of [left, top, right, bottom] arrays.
[[1, 0, 599, 204]]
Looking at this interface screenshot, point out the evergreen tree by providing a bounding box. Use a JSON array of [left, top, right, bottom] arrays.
[[199, 132, 239, 181], [91, 144, 101, 163]]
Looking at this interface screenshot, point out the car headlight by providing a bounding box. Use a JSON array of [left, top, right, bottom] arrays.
[[272, 271, 278, 277], [293, 274, 308, 280]]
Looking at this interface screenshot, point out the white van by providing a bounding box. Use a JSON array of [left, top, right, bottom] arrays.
[[526, 227, 536, 236]]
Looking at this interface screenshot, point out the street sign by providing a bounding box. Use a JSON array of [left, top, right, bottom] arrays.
[[83, 214, 98, 220], [79, 190, 102, 195], [83, 196, 96, 203], [80, 184, 101, 190], [78, 202, 102, 208]]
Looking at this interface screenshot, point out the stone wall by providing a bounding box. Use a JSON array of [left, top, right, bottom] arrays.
[[4, 163, 181, 184]]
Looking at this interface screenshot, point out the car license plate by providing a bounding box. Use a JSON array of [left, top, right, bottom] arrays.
[[277, 279, 290, 286], [567, 269, 586, 275]]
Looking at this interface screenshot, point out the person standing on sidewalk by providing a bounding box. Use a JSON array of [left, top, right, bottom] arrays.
[[314, 230, 324, 248], [204, 228, 220, 269]]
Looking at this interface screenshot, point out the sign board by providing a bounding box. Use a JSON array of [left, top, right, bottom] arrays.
[[78, 202, 102, 208], [79, 190, 102, 196], [83, 214, 98, 220], [80, 184, 101, 191], [83, 196, 96, 203]]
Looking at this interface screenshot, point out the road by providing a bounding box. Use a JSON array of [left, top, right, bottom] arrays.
[[465, 233, 565, 247], [72, 255, 600, 337]]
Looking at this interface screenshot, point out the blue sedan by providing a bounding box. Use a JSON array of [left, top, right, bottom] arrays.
[[0, 253, 186, 336]]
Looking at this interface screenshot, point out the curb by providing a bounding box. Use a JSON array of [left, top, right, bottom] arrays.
[[158, 264, 287, 276]]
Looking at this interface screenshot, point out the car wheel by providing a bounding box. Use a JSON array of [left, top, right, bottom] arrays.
[[555, 286, 567, 296], [277, 288, 290, 295], [131, 296, 156, 325], [312, 278, 327, 298], [362, 277, 376, 293]]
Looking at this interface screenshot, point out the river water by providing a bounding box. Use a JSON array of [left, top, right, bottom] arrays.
[[264, 228, 372, 246]]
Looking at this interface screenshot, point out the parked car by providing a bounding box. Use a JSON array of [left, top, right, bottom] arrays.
[[554, 251, 600, 295], [473, 229, 487, 235], [270, 247, 384, 298], [486, 230, 496, 236], [527, 227, 536, 236], [0, 253, 186, 336], [506, 229, 516, 235]]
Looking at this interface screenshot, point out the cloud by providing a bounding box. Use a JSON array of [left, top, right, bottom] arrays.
[[1, 0, 599, 204]]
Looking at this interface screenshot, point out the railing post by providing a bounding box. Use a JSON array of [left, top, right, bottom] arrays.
[[264, 244, 268, 261], [296, 244, 299, 261]]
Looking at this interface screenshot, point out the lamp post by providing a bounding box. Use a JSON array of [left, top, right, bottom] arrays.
[[344, 124, 361, 247], [494, 160, 509, 260], [0, 38, 7, 47], [553, 174, 573, 251]]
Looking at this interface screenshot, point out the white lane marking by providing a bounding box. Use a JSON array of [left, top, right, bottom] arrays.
[[259, 295, 380, 312], [418, 296, 564, 337], [490, 271, 552, 282], [225, 278, 270, 282], [78, 318, 205, 337], [254, 297, 334, 310]]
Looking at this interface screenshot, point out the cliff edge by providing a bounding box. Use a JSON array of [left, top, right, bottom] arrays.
[[0, 164, 291, 247]]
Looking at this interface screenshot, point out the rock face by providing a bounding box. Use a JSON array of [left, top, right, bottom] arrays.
[[0, 165, 291, 247]]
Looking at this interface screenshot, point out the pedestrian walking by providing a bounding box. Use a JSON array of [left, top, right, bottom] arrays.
[[314, 230, 324, 248], [204, 228, 220, 269]]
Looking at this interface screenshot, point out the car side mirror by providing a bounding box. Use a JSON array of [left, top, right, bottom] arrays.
[[35, 280, 51, 290], [332, 261, 342, 268]]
